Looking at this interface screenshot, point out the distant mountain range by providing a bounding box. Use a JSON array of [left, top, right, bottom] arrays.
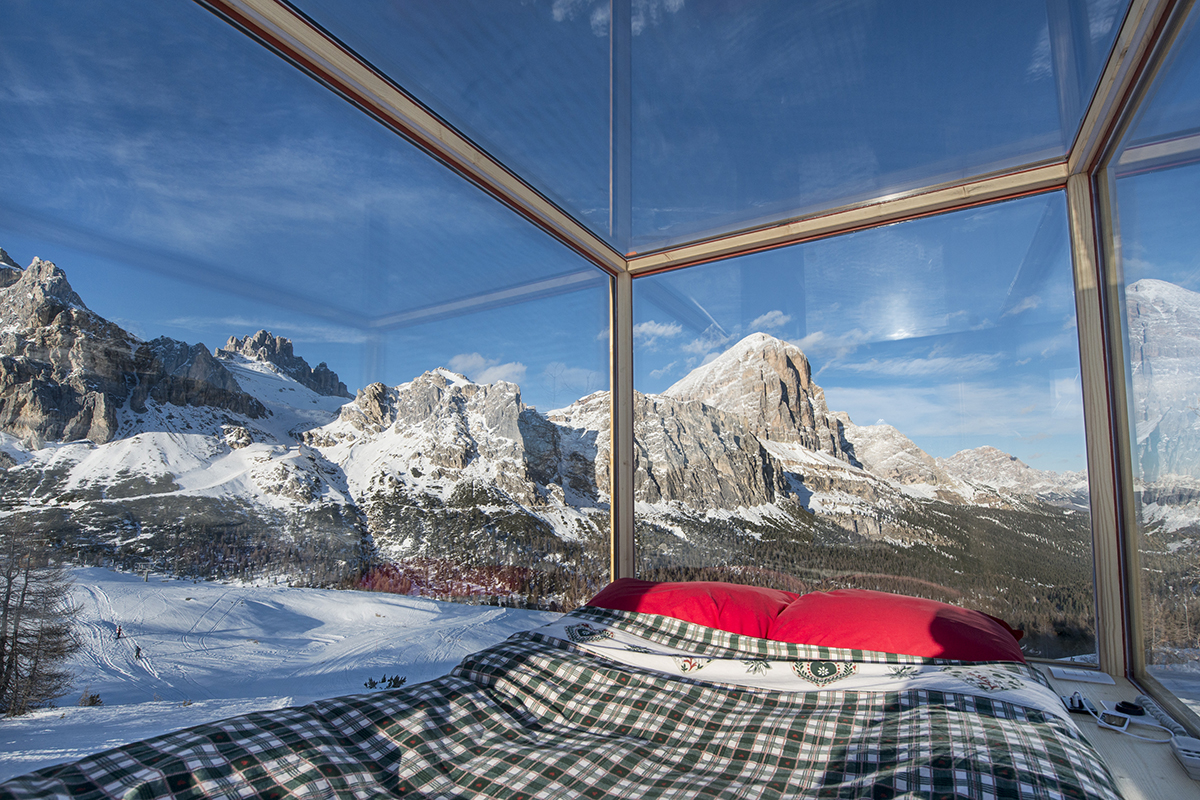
[[0, 246, 1195, 640]]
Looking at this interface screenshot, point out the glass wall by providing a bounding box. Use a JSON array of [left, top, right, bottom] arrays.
[[1102, 1, 1200, 715], [0, 0, 610, 627], [632, 192, 1095, 659]]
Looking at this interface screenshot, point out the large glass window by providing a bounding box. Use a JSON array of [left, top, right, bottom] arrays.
[[632, 192, 1095, 659], [1102, 2, 1200, 717], [0, 0, 609, 735]]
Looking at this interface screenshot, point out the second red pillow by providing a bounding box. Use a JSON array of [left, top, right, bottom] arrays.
[[586, 578, 799, 639]]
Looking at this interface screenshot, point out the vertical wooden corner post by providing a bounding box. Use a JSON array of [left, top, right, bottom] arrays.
[[609, 271, 635, 581], [1068, 173, 1132, 679]]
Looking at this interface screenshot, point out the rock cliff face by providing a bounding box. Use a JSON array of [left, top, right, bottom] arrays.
[[219, 330, 351, 398], [0, 256, 138, 446], [131, 338, 265, 418], [309, 369, 553, 511], [664, 332, 857, 464], [0, 254, 263, 447], [549, 389, 789, 509]]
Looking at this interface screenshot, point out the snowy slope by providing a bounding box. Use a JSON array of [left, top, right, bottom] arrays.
[[0, 352, 359, 543], [219, 353, 349, 442], [0, 568, 560, 781]]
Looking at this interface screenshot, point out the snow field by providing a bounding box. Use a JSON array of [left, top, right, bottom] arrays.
[[0, 567, 560, 781]]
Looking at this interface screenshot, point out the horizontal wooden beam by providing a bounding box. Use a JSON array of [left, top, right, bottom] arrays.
[[626, 162, 1069, 275]]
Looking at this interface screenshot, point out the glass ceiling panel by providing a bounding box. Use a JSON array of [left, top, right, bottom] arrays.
[[629, 0, 1128, 252], [291, 0, 614, 245], [290, 1, 1127, 256]]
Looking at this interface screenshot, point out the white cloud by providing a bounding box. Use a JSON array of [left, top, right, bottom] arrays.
[[633, 319, 683, 349], [448, 352, 526, 385], [840, 354, 1003, 378], [750, 309, 791, 330], [541, 362, 603, 397], [825, 380, 1086, 451], [551, 0, 685, 37], [649, 361, 678, 380], [1028, 24, 1051, 80], [793, 328, 872, 360], [160, 315, 368, 345], [681, 325, 732, 356], [551, 0, 589, 22], [1002, 295, 1041, 317]]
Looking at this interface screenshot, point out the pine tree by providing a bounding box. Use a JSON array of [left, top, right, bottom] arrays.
[[0, 533, 80, 716]]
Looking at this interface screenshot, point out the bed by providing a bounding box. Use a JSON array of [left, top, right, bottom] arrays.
[[0, 581, 1123, 799]]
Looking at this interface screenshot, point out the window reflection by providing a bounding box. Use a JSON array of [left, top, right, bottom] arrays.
[[632, 192, 1094, 658], [1105, 2, 1200, 718]]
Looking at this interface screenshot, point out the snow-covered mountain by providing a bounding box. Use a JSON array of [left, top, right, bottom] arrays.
[[0, 247, 1126, 612], [220, 330, 351, 399], [1127, 278, 1200, 482], [663, 332, 856, 463]]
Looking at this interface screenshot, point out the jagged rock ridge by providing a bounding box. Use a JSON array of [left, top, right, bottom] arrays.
[[220, 330, 351, 399], [0, 255, 264, 447]]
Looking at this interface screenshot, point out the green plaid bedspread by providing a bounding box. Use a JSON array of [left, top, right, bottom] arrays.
[[1, 607, 1123, 800]]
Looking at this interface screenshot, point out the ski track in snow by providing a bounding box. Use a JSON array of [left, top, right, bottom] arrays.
[[0, 568, 560, 782]]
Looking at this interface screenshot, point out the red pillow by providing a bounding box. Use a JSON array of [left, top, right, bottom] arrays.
[[768, 589, 1026, 662], [586, 578, 799, 639]]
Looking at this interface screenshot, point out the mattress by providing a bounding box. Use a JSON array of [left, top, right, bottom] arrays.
[[0, 606, 1123, 799]]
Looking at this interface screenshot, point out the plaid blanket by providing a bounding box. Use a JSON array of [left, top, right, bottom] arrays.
[[1, 607, 1123, 800]]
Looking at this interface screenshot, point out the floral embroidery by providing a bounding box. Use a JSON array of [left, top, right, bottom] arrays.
[[564, 623, 613, 644], [940, 666, 1024, 694], [887, 666, 921, 680], [673, 656, 712, 673], [792, 660, 857, 686], [741, 660, 772, 675]]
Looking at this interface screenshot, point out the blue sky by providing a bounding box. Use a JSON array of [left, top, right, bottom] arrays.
[[633, 193, 1091, 472], [0, 0, 1134, 472]]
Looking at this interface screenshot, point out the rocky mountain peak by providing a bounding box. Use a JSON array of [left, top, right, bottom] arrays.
[[0, 248, 268, 446], [0, 255, 93, 332], [664, 332, 856, 463], [0, 247, 21, 287], [838, 415, 951, 486], [219, 330, 351, 398], [935, 446, 1086, 503]]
